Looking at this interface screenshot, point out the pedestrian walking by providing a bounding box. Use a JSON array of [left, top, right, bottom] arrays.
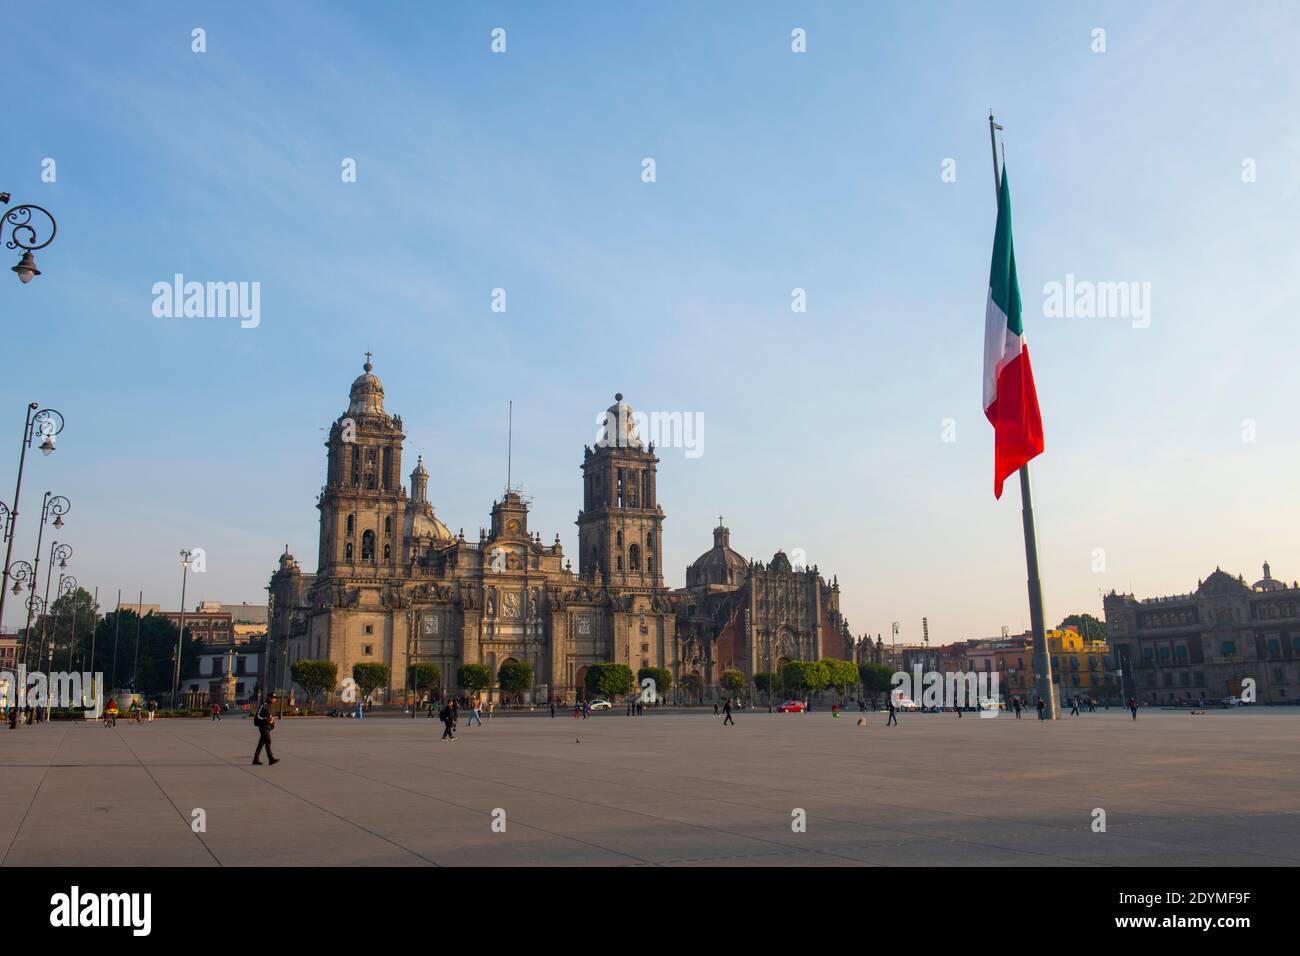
[[1128, 697, 1138, 720], [1012, 698, 1021, 719], [467, 693, 483, 727], [886, 700, 898, 726], [439, 700, 457, 740], [1069, 696, 1080, 717], [147, 699, 156, 722], [722, 697, 735, 726], [252, 693, 280, 765], [550, 700, 556, 718], [1036, 697, 1046, 720], [573, 701, 581, 719], [211, 702, 222, 722], [713, 700, 720, 717], [582, 700, 590, 719]]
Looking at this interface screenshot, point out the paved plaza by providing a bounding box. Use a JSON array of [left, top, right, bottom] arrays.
[[1, 708, 1297, 866]]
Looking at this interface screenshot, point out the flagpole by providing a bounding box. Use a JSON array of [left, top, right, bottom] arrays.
[[988, 112, 1057, 720]]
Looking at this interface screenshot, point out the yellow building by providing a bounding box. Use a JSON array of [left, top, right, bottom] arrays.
[[1048, 627, 1113, 699]]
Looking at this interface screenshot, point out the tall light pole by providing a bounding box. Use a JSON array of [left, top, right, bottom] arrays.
[[171, 550, 193, 709], [36, 542, 72, 681], [0, 405, 64, 657], [8, 489, 69, 729], [46, 573, 75, 719]]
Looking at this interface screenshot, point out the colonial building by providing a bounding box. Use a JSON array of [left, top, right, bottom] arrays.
[[1104, 563, 1300, 705], [268, 358, 861, 707]]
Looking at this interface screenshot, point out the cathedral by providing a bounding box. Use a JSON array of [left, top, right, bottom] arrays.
[[267, 357, 864, 706]]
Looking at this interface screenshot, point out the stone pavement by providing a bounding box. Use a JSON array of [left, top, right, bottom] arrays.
[[1, 708, 1297, 866]]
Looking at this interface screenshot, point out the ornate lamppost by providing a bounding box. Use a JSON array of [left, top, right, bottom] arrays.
[[0, 407, 64, 650], [170, 549, 193, 709], [16, 494, 70, 672], [45, 573, 75, 720], [1, 193, 57, 284], [36, 542, 72, 677]]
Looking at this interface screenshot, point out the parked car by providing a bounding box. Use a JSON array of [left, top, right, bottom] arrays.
[[776, 700, 807, 713], [588, 699, 612, 711], [1221, 697, 1248, 707], [891, 696, 919, 711]]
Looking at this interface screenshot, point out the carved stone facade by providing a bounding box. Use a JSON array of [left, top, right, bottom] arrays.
[[1104, 563, 1300, 704], [267, 359, 862, 706]]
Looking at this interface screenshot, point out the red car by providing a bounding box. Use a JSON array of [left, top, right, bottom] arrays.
[[776, 700, 807, 713]]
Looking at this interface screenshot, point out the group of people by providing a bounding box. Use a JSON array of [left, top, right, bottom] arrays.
[[102, 697, 158, 726]]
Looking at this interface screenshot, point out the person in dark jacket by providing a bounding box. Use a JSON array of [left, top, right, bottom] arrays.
[[722, 697, 735, 726], [252, 694, 279, 765]]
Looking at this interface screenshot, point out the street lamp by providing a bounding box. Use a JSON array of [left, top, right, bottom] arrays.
[[7, 489, 69, 729], [18, 494, 69, 668], [36, 541, 72, 689], [170, 549, 193, 709], [1, 194, 57, 284], [0, 406, 65, 673]]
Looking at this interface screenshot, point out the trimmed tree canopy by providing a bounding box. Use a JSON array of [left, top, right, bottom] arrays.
[[498, 660, 534, 700], [458, 663, 492, 693], [585, 662, 634, 699]]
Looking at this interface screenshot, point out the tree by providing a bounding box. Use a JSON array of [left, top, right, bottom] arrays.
[[585, 662, 634, 701], [352, 662, 389, 705], [291, 659, 338, 713], [679, 672, 704, 704], [782, 660, 828, 699], [458, 663, 491, 695], [858, 662, 894, 707], [497, 660, 534, 704], [636, 666, 671, 703], [409, 662, 441, 698], [820, 658, 858, 700], [1059, 613, 1106, 642], [720, 668, 745, 697], [753, 671, 779, 705]]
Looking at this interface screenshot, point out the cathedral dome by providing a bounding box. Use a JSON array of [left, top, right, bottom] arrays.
[[348, 353, 386, 417], [1253, 561, 1286, 591], [404, 510, 454, 542], [686, 519, 747, 588], [600, 392, 642, 449]]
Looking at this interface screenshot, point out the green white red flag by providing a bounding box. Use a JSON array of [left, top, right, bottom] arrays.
[[983, 166, 1044, 498]]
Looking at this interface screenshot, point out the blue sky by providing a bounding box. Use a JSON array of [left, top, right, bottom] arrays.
[[4, 0, 1298, 642]]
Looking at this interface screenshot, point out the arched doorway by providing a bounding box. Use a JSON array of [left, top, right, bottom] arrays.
[[574, 665, 589, 702], [497, 656, 525, 706]]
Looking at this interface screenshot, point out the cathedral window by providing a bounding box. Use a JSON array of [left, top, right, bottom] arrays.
[[362, 530, 375, 561], [616, 530, 622, 548], [629, 544, 641, 570], [617, 470, 625, 508], [365, 449, 377, 490], [346, 514, 355, 535], [382, 447, 391, 490], [351, 447, 360, 486], [648, 557, 655, 574], [346, 543, 354, 562], [617, 555, 623, 571], [383, 544, 391, 561], [384, 516, 392, 536]]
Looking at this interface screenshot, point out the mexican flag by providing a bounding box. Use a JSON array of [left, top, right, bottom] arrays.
[[982, 166, 1044, 499]]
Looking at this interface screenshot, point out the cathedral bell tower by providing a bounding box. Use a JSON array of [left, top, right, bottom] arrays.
[[577, 394, 665, 592], [318, 354, 407, 576]]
